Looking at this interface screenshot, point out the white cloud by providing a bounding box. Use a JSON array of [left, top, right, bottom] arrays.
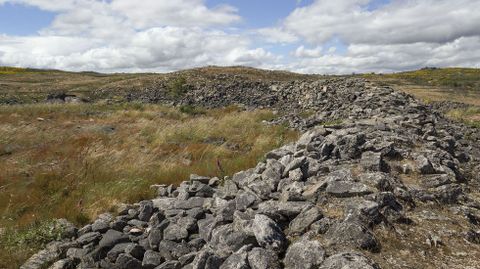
[[111, 0, 240, 28], [261, 0, 480, 73], [0, 0, 275, 72], [0, 27, 277, 72], [282, 0, 480, 45], [288, 37, 480, 74], [0, 0, 479, 74], [257, 28, 298, 44], [293, 45, 323, 58]]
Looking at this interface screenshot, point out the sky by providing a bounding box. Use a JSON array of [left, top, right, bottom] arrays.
[[0, 0, 479, 74]]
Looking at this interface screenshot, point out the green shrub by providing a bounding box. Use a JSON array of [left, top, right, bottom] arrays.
[[167, 76, 192, 98]]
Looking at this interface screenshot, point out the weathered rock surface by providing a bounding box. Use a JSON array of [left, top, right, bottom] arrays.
[[23, 78, 480, 269]]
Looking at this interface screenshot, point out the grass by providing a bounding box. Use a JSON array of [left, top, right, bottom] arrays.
[[446, 107, 480, 128], [0, 103, 298, 268], [363, 68, 480, 106]]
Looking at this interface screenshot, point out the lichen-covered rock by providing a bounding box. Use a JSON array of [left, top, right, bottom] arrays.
[[284, 239, 325, 269], [252, 214, 287, 252]]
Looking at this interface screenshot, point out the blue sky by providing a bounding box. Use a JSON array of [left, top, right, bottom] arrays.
[[0, 3, 54, 35], [0, 0, 478, 74]]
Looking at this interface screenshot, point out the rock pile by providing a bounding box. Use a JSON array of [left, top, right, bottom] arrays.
[[23, 79, 480, 269]]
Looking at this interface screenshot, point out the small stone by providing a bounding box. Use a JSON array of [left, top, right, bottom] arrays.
[[190, 174, 210, 184]]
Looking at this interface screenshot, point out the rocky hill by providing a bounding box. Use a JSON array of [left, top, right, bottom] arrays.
[[21, 77, 480, 269]]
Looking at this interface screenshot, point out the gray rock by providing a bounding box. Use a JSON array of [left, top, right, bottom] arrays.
[[91, 219, 109, 233], [148, 221, 169, 249], [324, 220, 379, 251], [280, 181, 305, 202], [283, 157, 307, 177], [248, 179, 275, 200], [111, 218, 128, 231], [209, 223, 257, 258], [319, 252, 380, 269], [190, 174, 210, 184], [252, 214, 286, 252], [115, 253, 143, 269], [76, 232, 101, 246], [155, 260, 181, 269], [163, 223, 189, 242], [152, 198, 176, 211], [247, 247, 281, 269], [289, 207, 323, 235], [346, 200, 382, 226], [265, 147, 293, 160], [257, 200, 312, 221], [20, 242, 64, 269], [47, 258, 75, 269], [158, 240, 191, 260], [191, 251, 223, 269], [174, 197, 205, 210], [284, 239, 325, 269], [434, 183, 463, 203], [142, 250, 164, 269], [186, 207, 205, 219], [415, 155, 435, 174], [466, 229, 480, 244], [125, 243, 145, 260], [361, 151, 388, 172], [217, 180, 239, 200], [198, 215, 222, 241], [98, 229, 129, 249], [288, 168, 304, 181], [326, 181, 373, 198], [215, 200, 236, 222], [219, 247, 250, 269], [178, 253, 196, 266], [262, 159, 284, 182], [310, 217, 336, 234], [189, 181, 215, 197], [106, 243, 131, 262], [138, 200, 154, 221], [236, 190, 259, 211], [232, 169, 255, 187]]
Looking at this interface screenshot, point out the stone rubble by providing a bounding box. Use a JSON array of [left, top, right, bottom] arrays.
[[22, 78, 480, 269]]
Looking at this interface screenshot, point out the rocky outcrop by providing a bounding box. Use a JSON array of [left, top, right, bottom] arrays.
[[23, 78, 480, 268]]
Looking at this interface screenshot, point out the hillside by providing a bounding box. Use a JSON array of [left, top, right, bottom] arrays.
[[0, 66, 320, 105], [1, 66, 479, 268]]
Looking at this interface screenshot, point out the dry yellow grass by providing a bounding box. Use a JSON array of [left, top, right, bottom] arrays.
[[0, 103, 298, 267]]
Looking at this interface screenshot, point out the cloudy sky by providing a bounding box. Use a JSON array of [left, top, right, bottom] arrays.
[[0, 0, 479, 74]]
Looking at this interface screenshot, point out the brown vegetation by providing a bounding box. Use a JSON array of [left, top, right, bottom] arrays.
[[0, 103, 298, 267]]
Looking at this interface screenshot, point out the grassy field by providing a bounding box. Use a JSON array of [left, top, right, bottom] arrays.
[[364, 68, 480, 126], [364, 68, 480, 105], [0, 102, 298, 268]]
